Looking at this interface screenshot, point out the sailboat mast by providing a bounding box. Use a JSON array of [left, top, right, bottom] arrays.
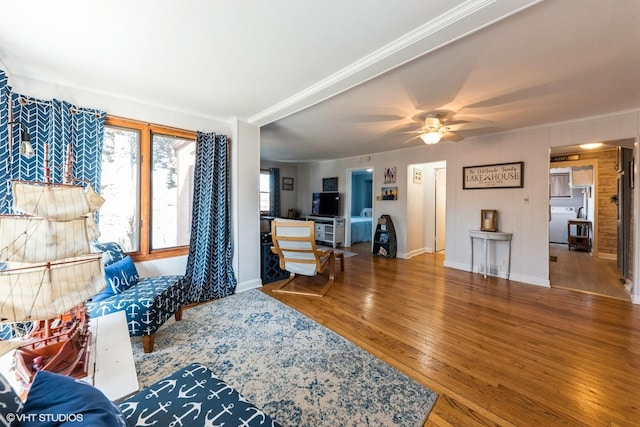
[[64, 143, 72, 184], [43, 144, 50, 184]]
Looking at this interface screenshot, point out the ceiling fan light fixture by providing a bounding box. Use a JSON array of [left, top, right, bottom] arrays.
[[420, 131, 442, 145]]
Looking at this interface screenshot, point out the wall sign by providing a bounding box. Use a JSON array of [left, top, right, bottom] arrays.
[[463, 162, 524, 189]]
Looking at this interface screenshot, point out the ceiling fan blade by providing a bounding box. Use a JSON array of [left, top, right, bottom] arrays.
[[345, 113, 405, 123], [403, 134, 423, 144], [446, 121, 492, 132], [411, 109, 455, 123], [441, 131, 463, 142]]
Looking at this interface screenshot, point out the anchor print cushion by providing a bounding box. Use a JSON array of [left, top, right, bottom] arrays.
[[118, 363, 282, 427]]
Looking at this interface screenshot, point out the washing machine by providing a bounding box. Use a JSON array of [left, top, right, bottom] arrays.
[[549, 206, 576, 244]]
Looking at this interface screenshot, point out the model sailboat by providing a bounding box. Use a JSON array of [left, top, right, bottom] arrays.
[[0, 146, 107, 387]]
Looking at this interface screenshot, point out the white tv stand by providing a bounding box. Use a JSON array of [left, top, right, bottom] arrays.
[[306, 216, 344, 248]]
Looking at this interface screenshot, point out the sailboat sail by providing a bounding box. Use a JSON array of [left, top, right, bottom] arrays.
[[12, 181, 105, 220], [0, 216, 99, 263], [0, 254, 105, 322]]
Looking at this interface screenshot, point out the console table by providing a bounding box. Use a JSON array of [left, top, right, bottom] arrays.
[[0, 310, 138, 401], [306, 216, 344, 248], [469, 229, 513, 279]]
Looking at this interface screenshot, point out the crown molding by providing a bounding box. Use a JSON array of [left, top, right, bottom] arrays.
[[249, 0, 543, 127]]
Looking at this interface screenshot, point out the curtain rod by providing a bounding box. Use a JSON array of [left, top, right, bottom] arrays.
[[10, 94, 102, 117]]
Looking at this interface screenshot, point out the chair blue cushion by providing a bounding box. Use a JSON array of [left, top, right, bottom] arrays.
[[86, 275, 185, 337], [118, 363, 282, 427], [0, 372, 22, 426], [21, 371, 126, 427]]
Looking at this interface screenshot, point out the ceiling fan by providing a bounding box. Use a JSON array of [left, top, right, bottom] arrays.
[[402, 110, 492, 145]]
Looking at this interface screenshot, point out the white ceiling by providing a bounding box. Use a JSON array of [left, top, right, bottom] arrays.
[[1, 0, 639, 163]]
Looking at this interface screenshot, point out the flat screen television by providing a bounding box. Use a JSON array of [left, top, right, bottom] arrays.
[[312, 192, 340, 217]]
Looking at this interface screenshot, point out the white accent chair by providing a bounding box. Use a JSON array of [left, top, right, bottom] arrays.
[[270, 219, 343, 297]]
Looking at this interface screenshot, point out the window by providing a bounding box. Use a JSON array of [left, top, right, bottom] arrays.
[[260, 169, 271, 214], [100, 116, 195, 260]]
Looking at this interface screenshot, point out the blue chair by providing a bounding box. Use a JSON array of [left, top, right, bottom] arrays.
[[86, 242, 187, 352]]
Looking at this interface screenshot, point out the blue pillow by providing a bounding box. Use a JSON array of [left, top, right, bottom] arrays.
[[90, 242, 125, 267], [0, 372, 21, 426], [21, 371, 126, 427], [105, 255, 139, 294]]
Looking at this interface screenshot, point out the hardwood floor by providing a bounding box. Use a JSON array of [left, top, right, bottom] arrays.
[[261, 243, 640, 426], [549, 243, 630, 300]]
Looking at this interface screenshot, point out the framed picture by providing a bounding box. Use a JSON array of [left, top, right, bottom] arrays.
[[380, 186, 397, 200], [413, 168, 423, 184], [463, 161, 524, 189], [323, 177, 338, 191], [282, 177, 294, 191], [384, 167, 396, 184]]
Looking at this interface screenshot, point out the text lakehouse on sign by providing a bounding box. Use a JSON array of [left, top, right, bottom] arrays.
[[463, 162, 524, 189]]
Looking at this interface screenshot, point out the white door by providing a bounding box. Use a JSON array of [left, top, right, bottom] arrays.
[[435, 168, 446, 252]]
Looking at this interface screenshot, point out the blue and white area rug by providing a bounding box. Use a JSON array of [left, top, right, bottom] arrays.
[[131, 289, 437, 426]]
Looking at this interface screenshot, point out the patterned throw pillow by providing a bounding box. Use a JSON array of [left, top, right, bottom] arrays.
[[0, 372, 22, 426], [21, 371, 126, 427], [91, 255, 139, 301], [105, 256, 139, 294]]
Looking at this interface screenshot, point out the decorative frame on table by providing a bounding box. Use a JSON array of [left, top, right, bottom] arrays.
[[322, 177, 338, 192], [463, 161, 524, 189], [282, 177, 294, 191], [384, 167, 396, 184], [413, 168, 423, 184], [380, 186, 397, 200]]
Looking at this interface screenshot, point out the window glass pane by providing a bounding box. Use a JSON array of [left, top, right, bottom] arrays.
[[151, 134, 195, 250], [100, 126, 140, 252], [260, 171, 270, 212]]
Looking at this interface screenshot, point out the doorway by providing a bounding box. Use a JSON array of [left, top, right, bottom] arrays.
[[435, 167, 446, 253], [346, 168, 374, 249], [548, 139, 634, 300], [406, 161, 446, 257]]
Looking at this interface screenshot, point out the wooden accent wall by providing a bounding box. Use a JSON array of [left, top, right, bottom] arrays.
[[572, 149, 618, 256]]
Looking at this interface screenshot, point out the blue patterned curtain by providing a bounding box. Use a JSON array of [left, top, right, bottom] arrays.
[[269, 167, 280, 217], [0, 71, 105, 213], [181, 132, 236, 303], [0, 71, 9, 212]]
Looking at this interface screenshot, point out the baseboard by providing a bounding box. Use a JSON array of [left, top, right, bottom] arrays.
[[405, 248, 427, 259], [236, 278, 263, 293], [443, 260, 550, 287], [598, 252, 617, 260]]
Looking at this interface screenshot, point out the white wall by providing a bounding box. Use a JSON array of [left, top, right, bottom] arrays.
[[233, 120, 262, 292], [297, 110, 640, 296]]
